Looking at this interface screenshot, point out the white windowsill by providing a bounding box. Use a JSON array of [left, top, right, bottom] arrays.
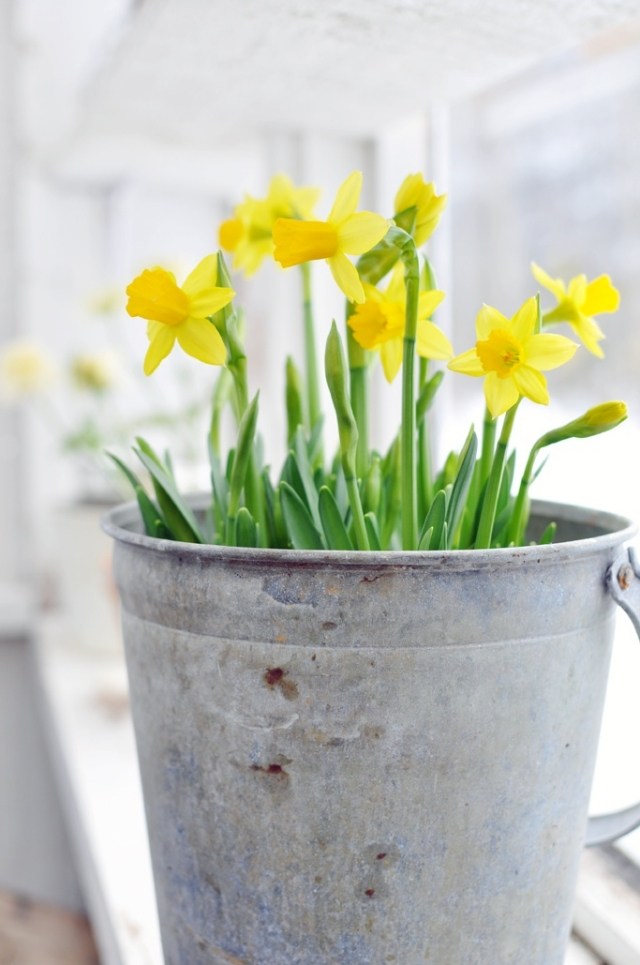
[[32, 616, 632, 965]]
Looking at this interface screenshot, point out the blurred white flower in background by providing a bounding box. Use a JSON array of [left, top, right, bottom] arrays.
[[0, 339, 58, 400]]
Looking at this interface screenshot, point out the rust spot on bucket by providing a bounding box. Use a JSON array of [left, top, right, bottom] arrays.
[[618, 563, 634, 590], [250, 762, 289, 779], [264, 666, 299, 700]]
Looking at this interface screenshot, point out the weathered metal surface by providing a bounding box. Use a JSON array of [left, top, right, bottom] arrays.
[[104, 499, 635, 965]]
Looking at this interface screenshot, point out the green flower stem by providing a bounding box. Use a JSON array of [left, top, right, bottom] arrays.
[[479, 406, 496, 487], [417, 357, 432, 518], [301, 263, 321, 434], [209, 368, 233, 457], [474, 403, 519, 549], [346, 473, 369, 551], [508, 447, 538, 547], [416, 260, 437, 519], [346, 318, 369, 478], [386, 227, 420, 551], [325, 321, 369, 550]]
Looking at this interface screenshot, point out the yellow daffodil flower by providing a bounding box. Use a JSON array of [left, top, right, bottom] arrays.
[[126, 254, 235, 375], [219, 175, 320, 276], [348, 263, 451, 382], [448, 296, 578, 418], [394, 173, 447, 247], [532, 263, 620, 358], [0, 340, 57, 399], [273, 171, 390, 304]]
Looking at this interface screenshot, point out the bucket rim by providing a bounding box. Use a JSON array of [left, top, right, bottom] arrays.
[[102, 496, 636, 569]]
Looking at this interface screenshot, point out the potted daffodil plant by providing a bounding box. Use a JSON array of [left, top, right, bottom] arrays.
[[104, 171, 639, 965]]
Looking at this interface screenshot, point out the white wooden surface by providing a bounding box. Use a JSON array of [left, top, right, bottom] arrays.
[[33, 616, 613, 965], [33, 621, 162, 965], [0, 591, 83, 911]]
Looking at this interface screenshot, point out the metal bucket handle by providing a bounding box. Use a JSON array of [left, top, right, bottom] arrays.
[[586, 547, 640, 846]]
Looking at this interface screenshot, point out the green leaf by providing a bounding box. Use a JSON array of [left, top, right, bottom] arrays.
[[364, 512, 382, 551], [133, 439, 204, 543], [356, 233, 400, 287], [380, 435, 401, 549], [416, 370, 445, 424], [417, 525, 433, 551], [446, 426, 478, 547], [308, 417, 325, 467], [318, 486, 353, 550], [285, 356, 305, 447], [281, 451, 307, 504], [228, 393, 260, 518], [419, 489, 447, 550], [280, 481, 324, 550], [325, 322, 358, 479], [540, 521, 557, 545], [236, 507, 258, 547], [363, 454, 382, 516], [261, 469, 278, 548], [293, 426, 322, 532], [106, 452, 172, 540], [208, 440, 228, 539]]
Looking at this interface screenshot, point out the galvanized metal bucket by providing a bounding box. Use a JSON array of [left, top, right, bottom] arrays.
[[104, 498, 640, 965]]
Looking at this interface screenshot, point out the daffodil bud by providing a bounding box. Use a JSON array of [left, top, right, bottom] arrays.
[[325, 322, 358, 479], [285, 356, 305, 445], [363, 454, 382, 515], [536, 401, 627, 448]]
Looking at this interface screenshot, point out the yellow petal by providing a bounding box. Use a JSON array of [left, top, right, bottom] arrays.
[[290, 185, 322, 219], [524, 333, 578, 371], [531, 262, 565, 301], [336, 212, 389, 255], [126, 268, 189, 326], [328, 171, 362, 224], [417, 320, 453, 360], [475, 304, 508, 340], [182, 255, 218, 297], [571, 316, 605, 357], [448, 347, 484, 376], [512, 365, 549, 406], [417, 289, 446, 321], [348, 300, 388, 349], [394, 173, 423, 214], [568, 274, 587, 306], [273, 219, 338, 267], [379, 338, 403, 382], [189, 285, 235, 318], [219, 219, 244, 252], [176, 318, 227, 366], [484, 371, 519, 418], [328, 252, 365, 304], [581, 275, 620, 315], [511, 296, 538, 342], [362, 282, 384, 304], [384, 262, 406, 303], [143, 325, 176, 375]]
